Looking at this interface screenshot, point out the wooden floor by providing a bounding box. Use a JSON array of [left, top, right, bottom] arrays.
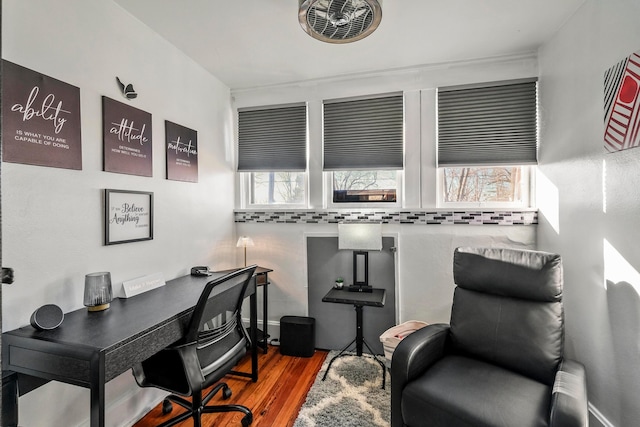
[[133, 346, 328, 427]]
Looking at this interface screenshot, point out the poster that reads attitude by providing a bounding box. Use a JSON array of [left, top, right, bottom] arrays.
[[2, 60, 82, 170], [102, 96, 152, 177]]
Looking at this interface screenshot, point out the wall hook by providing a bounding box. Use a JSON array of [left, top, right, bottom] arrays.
[[116, 77, 137, 99]]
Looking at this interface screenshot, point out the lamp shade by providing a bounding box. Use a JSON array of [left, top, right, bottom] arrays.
[[338, 223, 382, 251], [236, 236, 255, 248]]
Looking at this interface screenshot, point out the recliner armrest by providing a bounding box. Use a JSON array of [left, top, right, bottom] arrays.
[[550, 359, 588, 427], [391, 323, 450, 427]]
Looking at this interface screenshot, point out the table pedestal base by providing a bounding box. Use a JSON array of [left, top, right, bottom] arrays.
[[321, 305, 386, 389]]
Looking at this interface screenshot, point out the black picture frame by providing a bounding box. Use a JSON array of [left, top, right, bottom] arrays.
[[104, 189, 154, 245]]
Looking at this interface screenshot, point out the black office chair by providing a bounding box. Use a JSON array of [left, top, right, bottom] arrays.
[[132, 265, 257, 427], [391, 247, 588, 427]]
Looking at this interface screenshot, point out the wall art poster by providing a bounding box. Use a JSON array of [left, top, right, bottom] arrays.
[[103, 96, 152, 176], [2, 60, 82, 169], [165, 120, 198, 182], [104, 189, 153, 245], [604, 49, 640, 152]]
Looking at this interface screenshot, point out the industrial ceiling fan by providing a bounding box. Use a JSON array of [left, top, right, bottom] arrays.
[[299, 0, 383, 44]]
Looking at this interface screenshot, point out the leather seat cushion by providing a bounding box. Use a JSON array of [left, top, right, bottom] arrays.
[[401, 355, 551, 427]]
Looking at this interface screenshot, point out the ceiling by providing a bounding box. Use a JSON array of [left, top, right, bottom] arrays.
[[114, 0, 585, 90]]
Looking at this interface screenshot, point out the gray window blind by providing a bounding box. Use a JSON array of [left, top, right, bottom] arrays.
[[237, 104, 307, 171], [323, 94, 404, 170], [437, 80, 538, 166]]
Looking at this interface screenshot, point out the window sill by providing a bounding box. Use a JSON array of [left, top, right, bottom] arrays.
[[234, 209, 537, 226]]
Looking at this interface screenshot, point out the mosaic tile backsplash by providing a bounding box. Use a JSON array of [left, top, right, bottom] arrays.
[[235, 210, 537, 225]]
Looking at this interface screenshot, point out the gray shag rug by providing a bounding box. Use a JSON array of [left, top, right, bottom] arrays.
[[294, 351, 391, 427]]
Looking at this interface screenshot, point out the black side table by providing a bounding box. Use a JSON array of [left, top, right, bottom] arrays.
[[321, 287, 387, 389]]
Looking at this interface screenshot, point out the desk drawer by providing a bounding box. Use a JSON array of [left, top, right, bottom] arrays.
[[6, 344, 91, 386], [105, 314, 188, 381]]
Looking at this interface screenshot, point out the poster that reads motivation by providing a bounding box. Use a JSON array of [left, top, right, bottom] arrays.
[[165, 120, 198, 182], [2, 60, 82, 170], [102, 96, 152, 176]]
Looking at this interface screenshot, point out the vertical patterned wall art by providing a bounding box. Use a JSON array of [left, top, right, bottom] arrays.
[[604, 50, 640, 152]]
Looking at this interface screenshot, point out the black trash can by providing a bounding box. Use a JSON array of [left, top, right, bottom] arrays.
[[280, 316, 315, 357]]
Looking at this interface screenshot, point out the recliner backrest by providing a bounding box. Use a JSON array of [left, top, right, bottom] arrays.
[[450, 247, 564, 385]]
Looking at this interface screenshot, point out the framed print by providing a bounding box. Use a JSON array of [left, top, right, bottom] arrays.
[[604, 49, 640, 152], [105, 189, 153, 245], [102, 96, 153, 176], [2, 60, 82, 170], [165, 120, 198, 182]]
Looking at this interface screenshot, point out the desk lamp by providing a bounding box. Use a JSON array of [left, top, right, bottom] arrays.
[[338, 223, 382, 292], [236, 236, 255, 266]]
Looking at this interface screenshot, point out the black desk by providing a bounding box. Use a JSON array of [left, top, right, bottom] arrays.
[[321, 287, 387, 389], [2, 269, 260, 427]]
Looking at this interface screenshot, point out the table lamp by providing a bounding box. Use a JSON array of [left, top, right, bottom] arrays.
[[236, 236, 255, 266], [338, 223, 382, 292], [83, 272, 113, 311]]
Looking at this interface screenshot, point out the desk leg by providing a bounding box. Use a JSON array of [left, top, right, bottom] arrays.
[[355, 305, 363, 356], [250, 291, 259, 382], [262, 275, 268, 354], [90, 354, 106, 427], [1, 373, 19, 427]]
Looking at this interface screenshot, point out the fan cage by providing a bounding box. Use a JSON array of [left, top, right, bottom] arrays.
[[299, 0, 382, 44]]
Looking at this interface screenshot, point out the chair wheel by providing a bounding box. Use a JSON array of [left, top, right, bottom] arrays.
[[241, 412, 253, 426], [162, 399, 173, 414], [222, 385, 232, 399]]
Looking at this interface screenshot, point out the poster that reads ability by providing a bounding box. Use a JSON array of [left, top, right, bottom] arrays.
[[2, 60, 82, 170], [165, 120, 198, 182], [102, 96, 152, 177]]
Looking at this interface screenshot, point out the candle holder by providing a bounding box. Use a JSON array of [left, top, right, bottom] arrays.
[[84, 272, 113, 312]]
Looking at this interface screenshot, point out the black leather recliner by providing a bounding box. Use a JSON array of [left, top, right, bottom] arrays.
[[391, 247, 588, 427]]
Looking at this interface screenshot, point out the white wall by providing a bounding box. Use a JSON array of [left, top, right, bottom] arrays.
[[233, 57, 538, 338], [537, 0, 640, 426], [237, 222, 535, 335], [2, 1, 236, 426]]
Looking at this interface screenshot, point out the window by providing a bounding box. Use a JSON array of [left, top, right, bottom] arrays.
[[237, 104, 307, 207], [250, 172, 306, 205], [323, 93, 404, 205], [437, 79, 537, 207], [332, 170, 398, 203], [439, 166, 531, 207]]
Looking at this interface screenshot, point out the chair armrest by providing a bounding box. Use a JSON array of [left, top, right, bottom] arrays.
[[550, 359, 588, 427], [390, 323, 450, 427]]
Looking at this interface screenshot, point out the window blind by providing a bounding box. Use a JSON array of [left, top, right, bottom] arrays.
[[237, 104, 307, 172], [437, 80, 538, 166], [323, 94, 404, 170]]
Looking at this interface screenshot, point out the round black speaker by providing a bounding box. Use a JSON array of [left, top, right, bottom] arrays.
[[30, 304, 64, 331]]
